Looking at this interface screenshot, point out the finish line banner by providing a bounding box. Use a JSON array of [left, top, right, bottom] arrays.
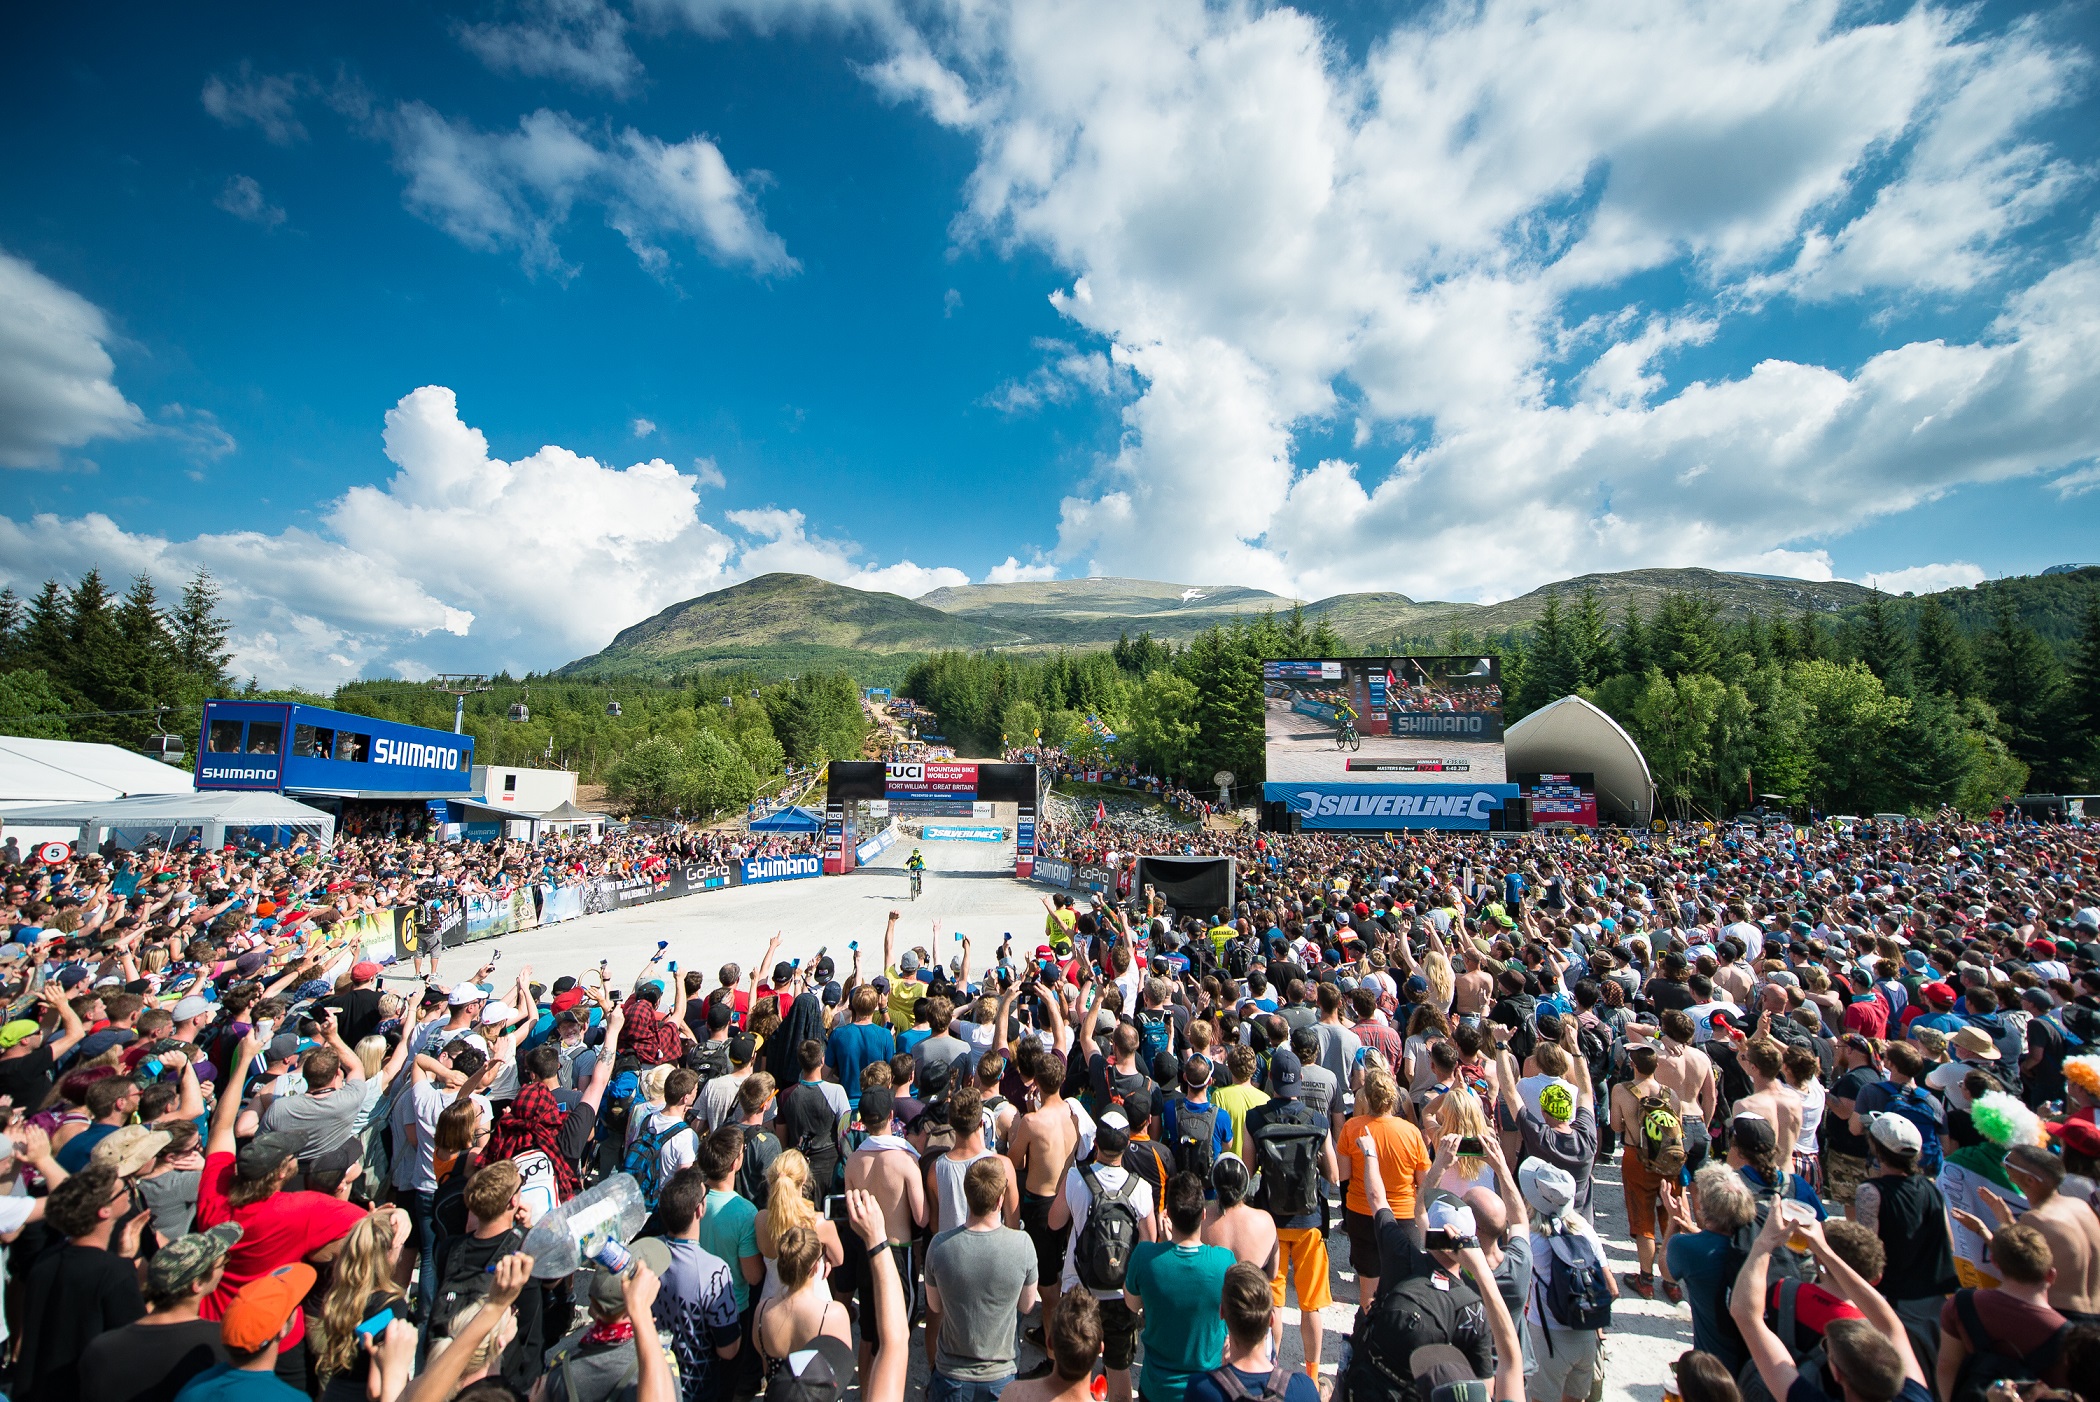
[[885, 761, 978, 797], [740, 854, 822, 884], [1266, 781, 1520, 831], [920, 825, 1004, 842]]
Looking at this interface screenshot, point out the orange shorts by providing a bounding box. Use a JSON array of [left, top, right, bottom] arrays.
[[1271, 1226, 1334, 1312], [1621, 1146, 1663, 1240]]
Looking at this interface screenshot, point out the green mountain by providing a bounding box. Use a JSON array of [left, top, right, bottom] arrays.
[[558, 573, 1021, 679], [561, 565, 2095, 680], [917, 578, 1300, 645]]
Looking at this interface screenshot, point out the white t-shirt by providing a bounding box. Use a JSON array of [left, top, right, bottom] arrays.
[[645, 1108, 701, 1178], [1926, 1059, 1980, 1112], [1798, 1078, 1825, 1149], [1060, 1162, 1155, 1300], [1724, 920, 1765, 961]]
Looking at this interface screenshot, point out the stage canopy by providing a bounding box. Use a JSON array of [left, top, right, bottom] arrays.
[[1505, 696, 1656, 825], [750, 805, 822, 833], [0, 737, 194, 804], [0, 790, 336, 849]]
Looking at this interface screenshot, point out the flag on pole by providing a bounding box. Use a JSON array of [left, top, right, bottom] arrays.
[[1094, 799, 1107, 829]]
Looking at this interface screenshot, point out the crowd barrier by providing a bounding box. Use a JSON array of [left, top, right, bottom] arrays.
[[855, 820, 901, 865], [396, 857, 752, 953]]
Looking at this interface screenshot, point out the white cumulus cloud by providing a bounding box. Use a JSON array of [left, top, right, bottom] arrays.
[[458, 0, 646, 97], [798, 0, 2100, 601], [0, 249, 146, 469], [985, 555, 1058, 584], [1859, 561, 1987, 594], [0, 386, 967, 687]]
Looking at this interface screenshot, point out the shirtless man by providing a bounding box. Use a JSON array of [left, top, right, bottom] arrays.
[[1200, 1154, 1279, 1277], [1732, 1033, 1805, 1173], [2002, 1143, 2100, 1321], [1009, 1047, 1081, 1359], [842, 1086, 926, 1380], [1453, 947, 1495, 1018], [1609, 1044, 1683, 1299], [1652, 1010, 1718, 1171]]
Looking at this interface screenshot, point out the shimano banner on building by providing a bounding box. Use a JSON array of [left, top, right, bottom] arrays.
[[1266, 781, 1520, 831], [741, 853, 823, 884]]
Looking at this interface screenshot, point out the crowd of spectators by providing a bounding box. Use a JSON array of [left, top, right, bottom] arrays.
[[0, 805, 2095, 1402]]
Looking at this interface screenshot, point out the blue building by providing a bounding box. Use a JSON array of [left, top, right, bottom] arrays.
[[196, 700, 491, 837]]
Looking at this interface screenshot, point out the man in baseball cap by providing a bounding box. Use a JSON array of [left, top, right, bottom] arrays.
[[77, 1223, 243, 1402]]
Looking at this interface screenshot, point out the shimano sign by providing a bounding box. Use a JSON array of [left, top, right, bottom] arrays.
[[199, 765, 277, 782], [1388, 713, 1494, 735], [1267, 781, 1519, 831], [740, 854, 823, 885], [372, 738, 465, 770]]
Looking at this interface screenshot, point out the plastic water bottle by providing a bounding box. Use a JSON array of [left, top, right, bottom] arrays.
[[518, 1173, 648, 1279]]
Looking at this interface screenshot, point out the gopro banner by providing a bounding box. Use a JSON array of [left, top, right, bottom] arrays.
[[741, 854, 822, 885], [1267, 781, 1520, 831]]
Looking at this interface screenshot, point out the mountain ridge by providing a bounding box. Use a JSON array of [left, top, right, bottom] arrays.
[[557, 566, 2070, 679]]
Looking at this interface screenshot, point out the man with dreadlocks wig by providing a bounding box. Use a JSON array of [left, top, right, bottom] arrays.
[[487, 1000, 626, 1204]]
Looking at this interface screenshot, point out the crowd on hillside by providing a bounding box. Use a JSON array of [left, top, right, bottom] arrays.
[[0, 807, 2095, 1402]]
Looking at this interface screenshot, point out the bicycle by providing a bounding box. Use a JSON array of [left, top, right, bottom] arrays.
[[1335, 720, 1362, 752], [910, 868, 923, 901]]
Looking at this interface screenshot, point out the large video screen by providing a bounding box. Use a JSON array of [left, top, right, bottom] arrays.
[[1263, 656, 1506, 785]]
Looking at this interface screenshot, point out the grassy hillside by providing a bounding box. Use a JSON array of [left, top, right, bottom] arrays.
[[559, 573, 1020, 679], [1311, 568, 1879, 650], [918, 577, 1299, 645], [559, 565, 2095, 683]]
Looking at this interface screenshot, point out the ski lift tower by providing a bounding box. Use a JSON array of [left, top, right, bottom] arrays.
[[431, 674, 494, 735]]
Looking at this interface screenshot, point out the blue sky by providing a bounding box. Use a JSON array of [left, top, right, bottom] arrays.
[[2, 0, 2097, 685]]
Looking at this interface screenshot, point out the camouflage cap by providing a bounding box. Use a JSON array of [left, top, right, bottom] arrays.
[[148, 1222, 243, 1298]]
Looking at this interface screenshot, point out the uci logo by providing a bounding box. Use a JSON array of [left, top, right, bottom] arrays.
[[886, 762, 925, 782]]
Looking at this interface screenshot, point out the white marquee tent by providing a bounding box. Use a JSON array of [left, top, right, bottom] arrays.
[[0, 791, 335, 851], [1505, 695, 1657, 826], [0, 736, 195, 803]]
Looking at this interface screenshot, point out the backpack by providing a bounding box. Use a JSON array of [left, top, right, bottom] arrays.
[[683, 1039, 731, 1084], [981, 1093, 1010, 1153], [1872, 1082, 1944, 1175], [432, 1225, 526, 1336], [1227, 943, 1253, 980], [775, 1083, 845, 1193], [593, 1054, 644, 1173], [1632, 1088, 1687, 1178], [1073, 1165, 1142, 1292], [1171, 1101, 1221, 1182], [1250, 1105, 1326, 1222], [1536, 1218, 1613, 1333], [1457, 1060, 1498, 1125], [737, 1124, 782, 1208], [1948, 1288, 2068, 1402], [1575, 1018, 1614, 1094], [511, 1149, 562, 1226], [1137, 1009, 1173, 1066], [622, 1113, 696, 1211], [1201, 1365, 1293, 1402], [1728, 1174, 1818, 1287], [1339, 1269, 1473, 1402]]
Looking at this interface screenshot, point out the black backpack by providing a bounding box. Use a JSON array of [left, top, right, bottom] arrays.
[[1201, 1365, 1293, 1402], [1727, 1174, 1817, 1288], [1948, 1288, 2069, 1402], [432, 1225, 525, 1336], [737, 1124, 783, 1209], [1171, 1100, 1221, 1182], [1073, 1165, 1142, 1292], [1250, 1104, 1326, 1222], [1339, 1270, 1475, 1402]]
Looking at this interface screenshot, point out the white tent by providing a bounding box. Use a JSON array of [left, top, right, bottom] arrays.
[[0, 736, 194, 803], [1505, 695, 1657, 825], [0, 791, 335, 851]]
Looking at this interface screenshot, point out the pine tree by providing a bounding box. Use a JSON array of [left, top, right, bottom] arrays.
[[171, 570, 234, 689], [1617, 601, 1648, 677], [0, 588, 21, 664], [1855, 592, 1914, 694], [1981, 598, 2066, 784], [19, 581, 70, 677], [1795, 606, 1826, 662], [64, 570, 127, 737], [2063, 589, 2100, 787], [1650, 594, 1720, 678], [1523, 596, 1573, 710], [112, 574, 179, 744], [1913, 597, 1982, 699], [1569, 588, 1611, 690]]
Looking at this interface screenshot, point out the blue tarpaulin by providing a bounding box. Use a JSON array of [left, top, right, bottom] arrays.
[[749, 804, 822, 832]]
